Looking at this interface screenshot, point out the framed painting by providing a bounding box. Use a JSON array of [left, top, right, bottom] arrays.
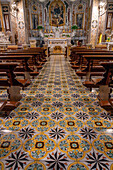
[[76, 13, 84, 29], [49, 0, 65, 26], [32, 5, 38, 12], [0, 18, 2, 31], [4, 14, 10, 31], [44, 8, 47, 22], [106, 13, 112, 29], [68, 8, 70, 22], [31, 13, 39, 30], [78, 4, 83, 11]]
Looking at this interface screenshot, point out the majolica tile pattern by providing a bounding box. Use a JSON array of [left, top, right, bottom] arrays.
[[0, 55, 113, 170]]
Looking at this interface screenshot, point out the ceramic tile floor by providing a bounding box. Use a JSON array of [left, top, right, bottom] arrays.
[[0, 55, 113, 170]]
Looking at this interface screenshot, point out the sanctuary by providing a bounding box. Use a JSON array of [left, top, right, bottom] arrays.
[[0, 0, 113, 51]]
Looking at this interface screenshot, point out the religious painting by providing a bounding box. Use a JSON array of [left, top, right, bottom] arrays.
[[78, 4, 83, 11], [32, 5, 38, 12], [72, 10, 75, 25], [76, 13, 84, 29], [0, 18, 2, 31], [68, 8, 70, 23], [31, 14, 39, 30], [4, 14, 10, 31], [106, 13, 112, 29], [44, 8, 47, 22], [49, 0, 65, 26]]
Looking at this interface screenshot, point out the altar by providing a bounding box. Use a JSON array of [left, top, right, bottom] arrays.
[[106, 42, 113, 50], [43, 25, 71, 55], [47, 38, 70, 54], [102, 42, 113, 50]]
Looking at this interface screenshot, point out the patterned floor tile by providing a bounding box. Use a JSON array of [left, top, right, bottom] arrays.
[[0, 55, 112, 169]]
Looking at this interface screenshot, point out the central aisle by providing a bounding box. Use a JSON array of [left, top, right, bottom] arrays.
[[0, 55, 113, 170]]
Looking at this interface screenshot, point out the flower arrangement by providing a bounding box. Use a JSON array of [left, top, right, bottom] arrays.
[[67, 35, 70, 37], [107, 37, 110, 42], [37, 26, 44, 30], [71, 25, 78, 30]]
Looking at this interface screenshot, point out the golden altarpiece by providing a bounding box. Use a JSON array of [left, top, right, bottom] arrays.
[[0, 0, 113, 50]]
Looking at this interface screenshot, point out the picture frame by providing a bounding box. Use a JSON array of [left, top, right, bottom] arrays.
[[4, 14, 10, 31], [32, 5, 37, 12], [31, 13, 39, 30], [49, 0, 66, 27], [78, 4, 83, 11], [106, 13, 112, 29], [76, 13, 84, 29]]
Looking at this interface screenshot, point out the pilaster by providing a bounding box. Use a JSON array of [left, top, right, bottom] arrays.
[[17, 0, 26, 44], [89, 0, 99, 48]]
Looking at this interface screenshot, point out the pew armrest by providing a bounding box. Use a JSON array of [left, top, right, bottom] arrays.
[[0, 101, 7, 111]]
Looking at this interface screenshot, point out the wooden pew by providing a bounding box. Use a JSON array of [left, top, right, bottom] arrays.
[[0, 47, 47, 79], [2, 48, 45, 79], [0, 47, 47, 114], [69, 46, 87, 62], [81, 54, 113, 81], [81, 55, 113, 106], [0, 55, 34, 81], [2, 49, 46, 70], [69, 48, 108, 67], [0, 47, 47, 80], [96, 61, 113, 114], [0, 62, 22, 113], [74, 51, 113, 77], [70, 50, 106, 76], [70, 47, 113, 114]]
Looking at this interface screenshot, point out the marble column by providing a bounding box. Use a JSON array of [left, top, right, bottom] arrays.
[[89, 0, 99, 48], [17, 0, 26, 44]]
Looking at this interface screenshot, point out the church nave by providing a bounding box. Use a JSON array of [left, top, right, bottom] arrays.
[[0, 55, 112, 170]]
